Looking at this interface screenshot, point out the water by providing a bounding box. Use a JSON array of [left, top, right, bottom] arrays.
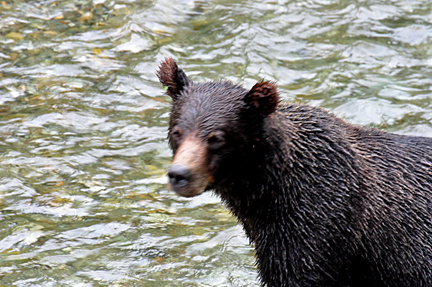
[[1, 0, 432, 286]]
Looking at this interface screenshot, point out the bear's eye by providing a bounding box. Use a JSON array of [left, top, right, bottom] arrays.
[[207, 131, 225, 149], [171, 126, 183, 139]]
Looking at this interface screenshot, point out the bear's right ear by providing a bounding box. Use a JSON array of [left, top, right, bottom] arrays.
[[244, 81, 279, 117], [157, 58, 192, 100]]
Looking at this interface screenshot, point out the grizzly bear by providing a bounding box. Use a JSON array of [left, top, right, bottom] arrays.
[[157, 57, 432, 287]]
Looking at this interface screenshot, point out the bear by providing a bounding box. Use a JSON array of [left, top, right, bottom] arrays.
[[157, 57, 432, 287]]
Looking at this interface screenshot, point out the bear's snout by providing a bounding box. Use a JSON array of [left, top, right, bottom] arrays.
[[167, 134, 213, 197], [168, 164, 192, 189]]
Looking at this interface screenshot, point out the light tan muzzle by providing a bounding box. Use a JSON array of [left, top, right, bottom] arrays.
[[167, 134, 214, 197]]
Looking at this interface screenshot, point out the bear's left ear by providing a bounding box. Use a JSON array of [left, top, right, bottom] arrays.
[[244, 81, 279, 117], [157, 57, 192, 100]]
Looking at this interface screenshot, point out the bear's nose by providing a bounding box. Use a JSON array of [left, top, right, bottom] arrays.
[[168, 165, 192, 189]]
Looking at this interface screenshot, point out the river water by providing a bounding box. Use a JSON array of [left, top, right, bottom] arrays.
[[1, 0, 432, 286]]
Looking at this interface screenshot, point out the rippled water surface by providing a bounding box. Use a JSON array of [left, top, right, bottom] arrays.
[[1, 0, 432, 286]]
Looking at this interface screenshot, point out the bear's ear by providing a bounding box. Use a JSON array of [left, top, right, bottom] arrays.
[[244, 81, 279, 117], [157, 57, 192, 100]]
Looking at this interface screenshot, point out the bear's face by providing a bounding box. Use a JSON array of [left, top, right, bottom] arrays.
[[167, 82, 247, 197], [157, 58, 279, 197]]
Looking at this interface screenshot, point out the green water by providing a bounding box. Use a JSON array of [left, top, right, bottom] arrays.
[[1, 0, 432, 286]]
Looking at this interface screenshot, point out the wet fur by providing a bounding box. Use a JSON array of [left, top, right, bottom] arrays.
[[158, 58, 432, 287]]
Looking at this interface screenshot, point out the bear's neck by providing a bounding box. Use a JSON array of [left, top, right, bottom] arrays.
[[214, 108, 363, 285], [216, 105, 361, 228], [215, 115, 297, 234]]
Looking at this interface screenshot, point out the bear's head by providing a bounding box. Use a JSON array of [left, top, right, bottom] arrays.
[[157, 58, 279, 197]]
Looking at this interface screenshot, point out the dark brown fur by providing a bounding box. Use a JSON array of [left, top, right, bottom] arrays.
[[158, 58, 432, 287]]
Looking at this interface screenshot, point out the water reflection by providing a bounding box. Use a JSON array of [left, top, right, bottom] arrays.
[[1, 0, 432, 286]]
